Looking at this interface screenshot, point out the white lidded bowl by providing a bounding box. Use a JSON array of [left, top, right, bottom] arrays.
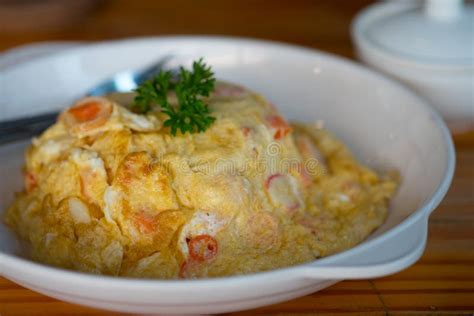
[[0, 37, 455, 314], [352, 0, 474, 133]]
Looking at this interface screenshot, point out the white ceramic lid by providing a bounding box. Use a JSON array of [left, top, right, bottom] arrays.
[[361, 0, 473, 67]]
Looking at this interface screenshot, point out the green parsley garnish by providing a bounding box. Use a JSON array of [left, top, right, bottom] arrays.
[[133, 58, 216, 135]]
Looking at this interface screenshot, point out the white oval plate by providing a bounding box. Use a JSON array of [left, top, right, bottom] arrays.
[[0, 36, 455, 314]]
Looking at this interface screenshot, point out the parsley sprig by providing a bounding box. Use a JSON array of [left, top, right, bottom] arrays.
[[133, 58, 216, 135]]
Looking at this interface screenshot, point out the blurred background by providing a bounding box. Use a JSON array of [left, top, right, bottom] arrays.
[[0, 0, 373, 57], [2, 0, 471, 137]]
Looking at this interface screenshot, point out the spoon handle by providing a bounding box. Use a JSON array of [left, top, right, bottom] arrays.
[[0, 111, 58, 145]]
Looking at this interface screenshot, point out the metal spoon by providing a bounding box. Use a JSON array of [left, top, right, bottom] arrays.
[[0, 56, 174, 144]]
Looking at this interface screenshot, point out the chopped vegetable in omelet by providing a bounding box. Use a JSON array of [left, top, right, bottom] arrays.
[[5, 82, 398, 278]]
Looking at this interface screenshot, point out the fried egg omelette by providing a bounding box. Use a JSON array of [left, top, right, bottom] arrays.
[[5, 82, 398, 278]]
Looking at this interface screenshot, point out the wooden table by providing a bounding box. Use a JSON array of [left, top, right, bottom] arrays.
[[1, 1, 473, 314]]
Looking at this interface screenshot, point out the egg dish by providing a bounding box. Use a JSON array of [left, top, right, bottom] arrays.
[[5, 82, 398, 279]]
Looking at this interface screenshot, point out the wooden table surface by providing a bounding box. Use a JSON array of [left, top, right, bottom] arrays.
[[1, 1, 473, 315]]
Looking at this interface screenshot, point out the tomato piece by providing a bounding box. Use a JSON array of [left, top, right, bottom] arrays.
[[24, 171, 37, 193], [133, 212, 156, 233], [62, 97, 112, 134], [265, 173, 282, 190], [188, 234, 218, 262], [241, 127, 251, 137], [68, 101, 102, 122], [265, 173, 303, 212], [266, 115, 291, 140]]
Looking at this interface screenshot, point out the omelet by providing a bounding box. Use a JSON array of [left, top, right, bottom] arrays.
[[5, 82, 398, 278]]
